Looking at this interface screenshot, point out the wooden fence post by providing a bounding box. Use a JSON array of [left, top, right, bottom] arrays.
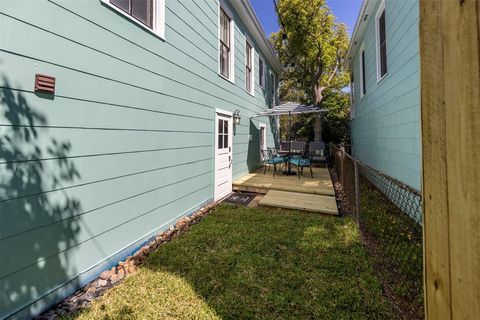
[[339, 150, 344, 187], [420, 0, 480, 318], [354, 159, 360, 224]]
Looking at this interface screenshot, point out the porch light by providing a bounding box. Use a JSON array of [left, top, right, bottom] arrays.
[[233, 109, 241, 125]]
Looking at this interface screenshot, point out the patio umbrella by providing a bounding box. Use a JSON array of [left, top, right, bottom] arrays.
[[254, 102, 327, 153]]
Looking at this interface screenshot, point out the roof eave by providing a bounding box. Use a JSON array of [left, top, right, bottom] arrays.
[[346, 0, 372, 63]]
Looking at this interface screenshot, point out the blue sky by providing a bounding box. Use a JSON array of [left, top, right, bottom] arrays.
[[250, 0, 363, 38]]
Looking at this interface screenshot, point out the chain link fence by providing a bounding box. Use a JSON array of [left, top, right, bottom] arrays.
[[332, 146, 424, 319], [333, 147, 422, 225]]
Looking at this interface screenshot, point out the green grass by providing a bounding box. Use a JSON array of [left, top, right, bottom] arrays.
[[359, 178, 424, 319], [73, 205, 390, 320]]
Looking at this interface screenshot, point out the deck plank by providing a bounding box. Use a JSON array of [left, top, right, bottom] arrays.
[[259, 190, 338, 215], [233, 167, 335, 196]]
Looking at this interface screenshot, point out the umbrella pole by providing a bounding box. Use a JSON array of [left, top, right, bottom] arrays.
[[288, 111, 292, 175], [288, 111, 292, 153]]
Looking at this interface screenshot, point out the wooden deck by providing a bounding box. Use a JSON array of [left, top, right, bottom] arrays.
[[233, 166, 335, 196], [233, 166, 338, 215]]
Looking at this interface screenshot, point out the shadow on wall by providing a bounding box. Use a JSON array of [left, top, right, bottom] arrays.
[[0, 77, 82, 318], [269, 116, 280, 149], [246, 119, 260, 172]]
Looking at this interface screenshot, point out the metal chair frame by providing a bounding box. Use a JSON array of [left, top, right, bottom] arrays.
[[261, 149, 285, 177]]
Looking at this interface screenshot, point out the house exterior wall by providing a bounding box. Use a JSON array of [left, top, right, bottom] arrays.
[[350, 0, 421, 191], [0, 0, 279, 318]]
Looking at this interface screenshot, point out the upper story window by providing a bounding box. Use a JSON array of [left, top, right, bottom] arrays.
[[219, 8, 234, 81], [350, 72, 355, 119], [360, 45, 366, 97], [376, 0, 387, 81], [270, 72, 276, 106], [245, 41, 254, 95], [259, 58, 265, 88], [103, 0, 165, 38]]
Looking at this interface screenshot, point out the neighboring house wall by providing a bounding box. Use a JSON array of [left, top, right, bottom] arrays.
[[349, 0, 421, 191], [0, 0, 279, 318]]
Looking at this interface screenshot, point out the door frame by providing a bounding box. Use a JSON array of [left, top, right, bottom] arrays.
[[214, 108, 233, 202]]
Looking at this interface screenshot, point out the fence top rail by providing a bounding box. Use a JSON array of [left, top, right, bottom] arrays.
[[333, 145, 422, 197]]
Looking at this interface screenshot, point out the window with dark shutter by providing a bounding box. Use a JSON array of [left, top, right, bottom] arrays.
[[270, 73, 275, 105], [379, 10, 387, 77], [361, 49, 366, 96], [219, 9, 231, 79], [259, 59, 264, 88], [110, 0, 153, 28], [246, 42, 253, 93]]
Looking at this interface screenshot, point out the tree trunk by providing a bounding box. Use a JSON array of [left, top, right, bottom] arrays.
[[314, 114, 322, 141], [313, 85, 325, 141]]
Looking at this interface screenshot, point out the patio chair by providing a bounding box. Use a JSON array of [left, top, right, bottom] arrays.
[[290, 141, 306, 153], [280, 141, 290, 151], [261, 149, 284, 177], [289, 151, 313, 179], [268, 147, 287, 168], [309, 141, 327, 167]]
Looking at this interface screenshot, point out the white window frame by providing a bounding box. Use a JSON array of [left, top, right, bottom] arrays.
[[375, 0, 387, 83], [359, 43, 366, 98], [218, 1, 235, 83], [101, 0, 165, 39], [245, 38, 255, 96], [259, 57, 265, 89]]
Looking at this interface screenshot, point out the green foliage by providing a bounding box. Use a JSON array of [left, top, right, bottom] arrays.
[[271, 0, 350, 104], [322, 89, 351, 144], [271, 0, 351, 142], [75, 205, 391, 319], [279, 89, 350, 144]]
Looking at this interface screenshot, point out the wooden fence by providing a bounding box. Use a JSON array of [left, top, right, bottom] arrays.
[[420, 0, 480, 318]]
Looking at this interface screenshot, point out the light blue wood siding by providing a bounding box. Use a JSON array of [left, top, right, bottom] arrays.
[[350, 0, 421, 190], [0, 0, 278, 318]]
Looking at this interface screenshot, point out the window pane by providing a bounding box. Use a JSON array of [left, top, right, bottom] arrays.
[[219, 10, 231, 79], [246, 43, 252, 67], [131, 0, 153, 27], [379, 11, 387, 76], [220, 12, 226, 42], [220, 10, 230, 47], [270, 74, 274, 95], [361, 50, 366, 94], [224, 135, 228, 149], [110, 0, 130, 13], [223, 120, 228, 134], [220, 45, 229, 78], [218, 120, 223, 134], [218, 134, 223, 149], [259, 60, 264, 86]]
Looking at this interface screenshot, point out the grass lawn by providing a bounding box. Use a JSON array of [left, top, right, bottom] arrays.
[[358, 178, 424, 319], [72, 205, 390, 320]]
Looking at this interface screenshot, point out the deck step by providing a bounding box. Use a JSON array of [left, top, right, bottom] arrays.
[[258, 190, 339, 215]]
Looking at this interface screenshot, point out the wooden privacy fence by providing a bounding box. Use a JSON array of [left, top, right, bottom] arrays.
[[420, 0, 480, 318]]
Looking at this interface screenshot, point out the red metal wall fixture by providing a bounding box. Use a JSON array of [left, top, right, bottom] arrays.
[[34, 74, 55, 94]]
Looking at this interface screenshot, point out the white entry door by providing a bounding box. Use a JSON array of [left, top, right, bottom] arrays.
[[214, 111, 233, 201]]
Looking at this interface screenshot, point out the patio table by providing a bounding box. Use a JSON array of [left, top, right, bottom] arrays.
[[278, 150, 302, 175]]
